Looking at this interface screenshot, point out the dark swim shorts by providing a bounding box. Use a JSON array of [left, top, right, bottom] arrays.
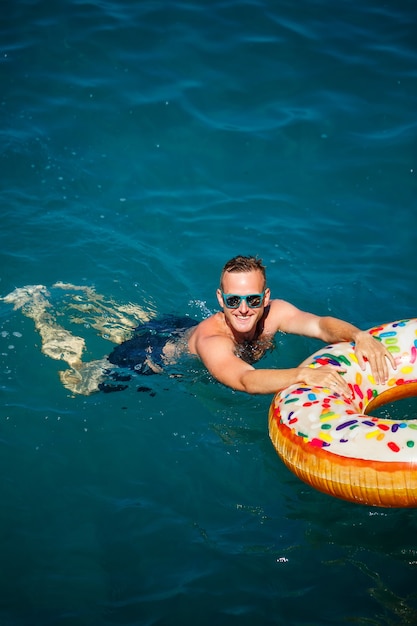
[[106, 314, 198, 375]]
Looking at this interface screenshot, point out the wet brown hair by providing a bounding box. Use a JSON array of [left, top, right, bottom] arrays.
[[220, 255, 267, 290]]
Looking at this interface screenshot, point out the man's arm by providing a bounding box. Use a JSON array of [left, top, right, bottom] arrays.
[[274, 302, 396, 384], [194, 333, 351, 396]]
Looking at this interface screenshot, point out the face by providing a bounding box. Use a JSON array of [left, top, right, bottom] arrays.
[[216, 270, 270, 337]]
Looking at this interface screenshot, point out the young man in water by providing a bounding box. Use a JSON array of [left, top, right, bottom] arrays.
[[187, 255, 396, 397], [2, 256, 396, 396]]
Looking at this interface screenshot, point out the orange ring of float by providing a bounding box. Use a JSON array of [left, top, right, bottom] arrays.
[[269, 319, 417, 507]]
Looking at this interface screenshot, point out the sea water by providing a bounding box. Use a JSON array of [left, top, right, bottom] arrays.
[[1, 0, 417, 624]]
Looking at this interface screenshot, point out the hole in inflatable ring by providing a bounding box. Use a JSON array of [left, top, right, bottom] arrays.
[[365, 381, 417, 421], [369, 396, 417, 420]]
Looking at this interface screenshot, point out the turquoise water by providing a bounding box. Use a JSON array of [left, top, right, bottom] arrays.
[[1, 0, 417, 623]]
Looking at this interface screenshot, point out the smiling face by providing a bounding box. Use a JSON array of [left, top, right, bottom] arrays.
[[216, 269, 271, 339]]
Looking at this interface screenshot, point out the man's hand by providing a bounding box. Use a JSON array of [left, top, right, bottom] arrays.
[[354, 331, 396, 384], [298, 365, 351, 398]]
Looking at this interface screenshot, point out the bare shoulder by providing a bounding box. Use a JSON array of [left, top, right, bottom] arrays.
[[187, 312, 231, 355], [187, 314, 253, 388], [265, 299, 321, 335], [263, 298, 300, 330]]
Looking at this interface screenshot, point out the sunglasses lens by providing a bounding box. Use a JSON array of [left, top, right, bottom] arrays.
[[247, 295, 262, 307], [225, 295, 241, 308]]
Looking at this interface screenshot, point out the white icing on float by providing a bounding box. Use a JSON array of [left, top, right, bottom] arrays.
[[269, 319, 417, 507]]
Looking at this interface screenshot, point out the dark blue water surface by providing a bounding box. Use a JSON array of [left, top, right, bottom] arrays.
[[1, 0, 417, 624]]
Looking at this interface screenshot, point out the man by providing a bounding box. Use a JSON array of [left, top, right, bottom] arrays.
[[2, 258, 396, 396], [187, 255, 396, 397]]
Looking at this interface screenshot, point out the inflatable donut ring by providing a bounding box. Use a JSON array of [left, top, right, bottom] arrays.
[[269, 319, 417, 508]]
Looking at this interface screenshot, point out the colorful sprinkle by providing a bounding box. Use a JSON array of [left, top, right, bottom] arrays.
[[310, 438, 325, 448], [370, 326, 384, 335], [315, 357, 340, 367], [353, 384, 363, 399], [387, 345, 401, 353], [336, 420, 358, 430], [319, 432, 333, 443], [337, 354, 351, 366], [320, 410, 336, 417]]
